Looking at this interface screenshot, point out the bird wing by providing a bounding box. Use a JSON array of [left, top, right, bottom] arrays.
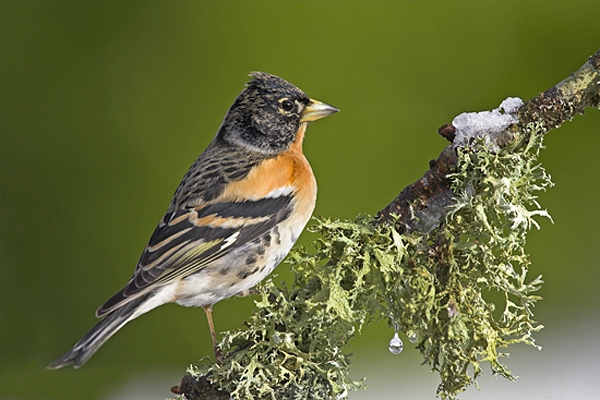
[[97, 195, 292, 316]]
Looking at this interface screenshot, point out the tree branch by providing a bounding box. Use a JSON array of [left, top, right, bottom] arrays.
[[377, 49, 600, 233], [171, 49, 600, 400]]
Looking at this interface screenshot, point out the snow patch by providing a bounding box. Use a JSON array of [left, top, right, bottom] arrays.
[[452, 97, 524, 152]]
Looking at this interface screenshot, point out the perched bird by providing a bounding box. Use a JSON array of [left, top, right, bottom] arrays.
[[48, 72, 338, 369]]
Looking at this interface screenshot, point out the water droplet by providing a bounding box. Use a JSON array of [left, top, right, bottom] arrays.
[[407, 330, 418, 343], [388, 332, 404, 354]]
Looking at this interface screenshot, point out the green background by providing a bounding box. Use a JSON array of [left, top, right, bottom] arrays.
[[2, 1, 599, 399]]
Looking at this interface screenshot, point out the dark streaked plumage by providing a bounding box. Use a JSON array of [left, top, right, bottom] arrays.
[[48, 72, 338, 369]]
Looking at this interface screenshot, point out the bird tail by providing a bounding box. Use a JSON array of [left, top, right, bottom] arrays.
[[47, 294, 151, 369]]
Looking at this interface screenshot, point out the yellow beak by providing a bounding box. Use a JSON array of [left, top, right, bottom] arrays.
[[300, 99, 339, 122]]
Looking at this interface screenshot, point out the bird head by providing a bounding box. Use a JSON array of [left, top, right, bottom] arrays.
[[218, 72, 338, 155]]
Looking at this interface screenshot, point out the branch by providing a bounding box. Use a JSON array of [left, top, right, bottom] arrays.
[[377, 49, 600, 232], [171, 49, 600, 400]]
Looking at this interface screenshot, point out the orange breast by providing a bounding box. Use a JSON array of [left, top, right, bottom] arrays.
[[221, 124, 317, 219]]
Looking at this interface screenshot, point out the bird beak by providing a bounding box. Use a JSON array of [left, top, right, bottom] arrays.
[[300, 99, 339, 122]]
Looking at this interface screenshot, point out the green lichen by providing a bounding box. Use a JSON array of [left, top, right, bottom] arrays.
[[182, 129, 552, 400]]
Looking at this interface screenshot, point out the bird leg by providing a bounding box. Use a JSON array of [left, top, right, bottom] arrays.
[[202, 305, 223, 364]]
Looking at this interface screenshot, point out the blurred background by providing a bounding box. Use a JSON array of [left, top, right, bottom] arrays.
[[1, 1, 599, 399]]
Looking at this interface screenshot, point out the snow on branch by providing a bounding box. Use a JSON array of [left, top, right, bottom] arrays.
[[377, 49, 600, 233]]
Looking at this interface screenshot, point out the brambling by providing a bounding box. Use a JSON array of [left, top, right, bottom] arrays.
[[48, 72, 338, 369]]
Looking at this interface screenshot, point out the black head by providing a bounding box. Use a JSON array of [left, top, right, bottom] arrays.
[[217, 72, 337, 155]]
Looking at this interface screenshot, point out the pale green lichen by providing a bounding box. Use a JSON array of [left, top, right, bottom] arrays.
[[182, 128, 552, 400]]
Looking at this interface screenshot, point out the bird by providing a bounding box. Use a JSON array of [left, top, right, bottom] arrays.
[[48, 72, 338, 369]]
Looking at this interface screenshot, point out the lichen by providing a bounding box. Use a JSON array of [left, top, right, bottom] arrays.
[[180, 128, 552, 400]]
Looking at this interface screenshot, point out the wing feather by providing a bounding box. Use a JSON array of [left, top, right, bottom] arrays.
[[96, 195, 292, 316]]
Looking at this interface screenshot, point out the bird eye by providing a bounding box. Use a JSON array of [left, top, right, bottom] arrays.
[[280, 99, 295, 112]]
